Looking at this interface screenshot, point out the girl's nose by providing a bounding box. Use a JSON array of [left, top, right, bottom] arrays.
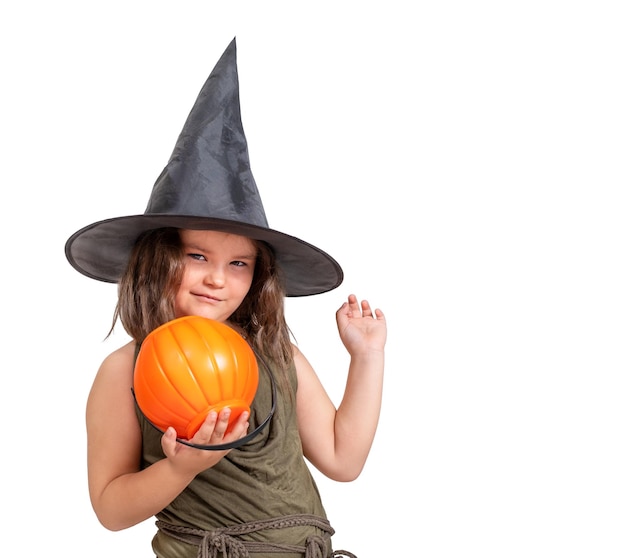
[[204, 266, 225, 287]]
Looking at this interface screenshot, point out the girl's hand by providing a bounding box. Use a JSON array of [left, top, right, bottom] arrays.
[[160, 408, 250, 476], [336, 294, 387, 356]]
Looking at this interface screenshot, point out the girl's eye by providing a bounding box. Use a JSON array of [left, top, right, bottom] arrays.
[[231, 260, 246, 267], [188, 253, 206, 261]]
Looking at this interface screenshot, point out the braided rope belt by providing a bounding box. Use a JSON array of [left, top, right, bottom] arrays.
[[155, 514, 357, 558]]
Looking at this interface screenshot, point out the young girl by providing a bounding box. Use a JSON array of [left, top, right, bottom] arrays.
[[65, 39, 386, 557]]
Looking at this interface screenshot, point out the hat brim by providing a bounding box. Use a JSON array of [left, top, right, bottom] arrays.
[[65, 215, 343, 297]]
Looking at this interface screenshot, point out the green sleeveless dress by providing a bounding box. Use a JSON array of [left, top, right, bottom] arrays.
[[136, 355, 335, 558]]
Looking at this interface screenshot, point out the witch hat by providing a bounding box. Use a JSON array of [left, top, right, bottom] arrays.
[[65, 38, 343, 296]]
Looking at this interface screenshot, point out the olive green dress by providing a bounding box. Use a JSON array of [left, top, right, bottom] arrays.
[[136, 356, 335, 558]]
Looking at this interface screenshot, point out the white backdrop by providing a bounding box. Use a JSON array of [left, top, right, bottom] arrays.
[[2, 1, 625, 556]]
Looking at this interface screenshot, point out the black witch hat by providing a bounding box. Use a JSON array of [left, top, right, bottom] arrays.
[[65, 38, 343, 296]]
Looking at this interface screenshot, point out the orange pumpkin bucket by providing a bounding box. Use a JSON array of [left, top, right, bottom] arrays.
[[133, 316, 259, 441]]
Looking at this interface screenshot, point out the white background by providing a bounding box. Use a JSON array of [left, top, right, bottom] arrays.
[[2, 1, 625, 556]]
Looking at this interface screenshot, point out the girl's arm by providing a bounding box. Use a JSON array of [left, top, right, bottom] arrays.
[[86, 342, 249, 531], [295, 294, 386, 482]]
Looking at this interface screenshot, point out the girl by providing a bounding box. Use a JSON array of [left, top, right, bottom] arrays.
[[66, 38, 386, 557]]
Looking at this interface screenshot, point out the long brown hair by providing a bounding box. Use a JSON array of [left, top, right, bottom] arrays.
[[112, 227, 294, 379]]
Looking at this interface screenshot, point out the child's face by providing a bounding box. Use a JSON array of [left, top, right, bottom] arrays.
[[174, 229, 257, 323]]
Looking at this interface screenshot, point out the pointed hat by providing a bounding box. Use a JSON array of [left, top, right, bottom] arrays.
[[65, 38, 343, 296]]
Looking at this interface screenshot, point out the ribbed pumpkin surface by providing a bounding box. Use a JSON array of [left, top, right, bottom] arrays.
[[133, 316, 258, 439]]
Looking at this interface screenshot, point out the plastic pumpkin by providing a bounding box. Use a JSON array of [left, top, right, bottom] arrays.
[[133, 315, 259, 440]]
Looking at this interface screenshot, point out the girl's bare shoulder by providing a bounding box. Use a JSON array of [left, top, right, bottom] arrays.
[[88, 341, 138, 410], [97, 341, 137, 381], [104, 340, 136, 362]]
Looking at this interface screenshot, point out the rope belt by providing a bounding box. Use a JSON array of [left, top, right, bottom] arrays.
[[155, 514, 357, 558]]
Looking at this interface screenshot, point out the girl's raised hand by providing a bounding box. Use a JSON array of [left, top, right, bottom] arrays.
[[335, 294, 387, 356]]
